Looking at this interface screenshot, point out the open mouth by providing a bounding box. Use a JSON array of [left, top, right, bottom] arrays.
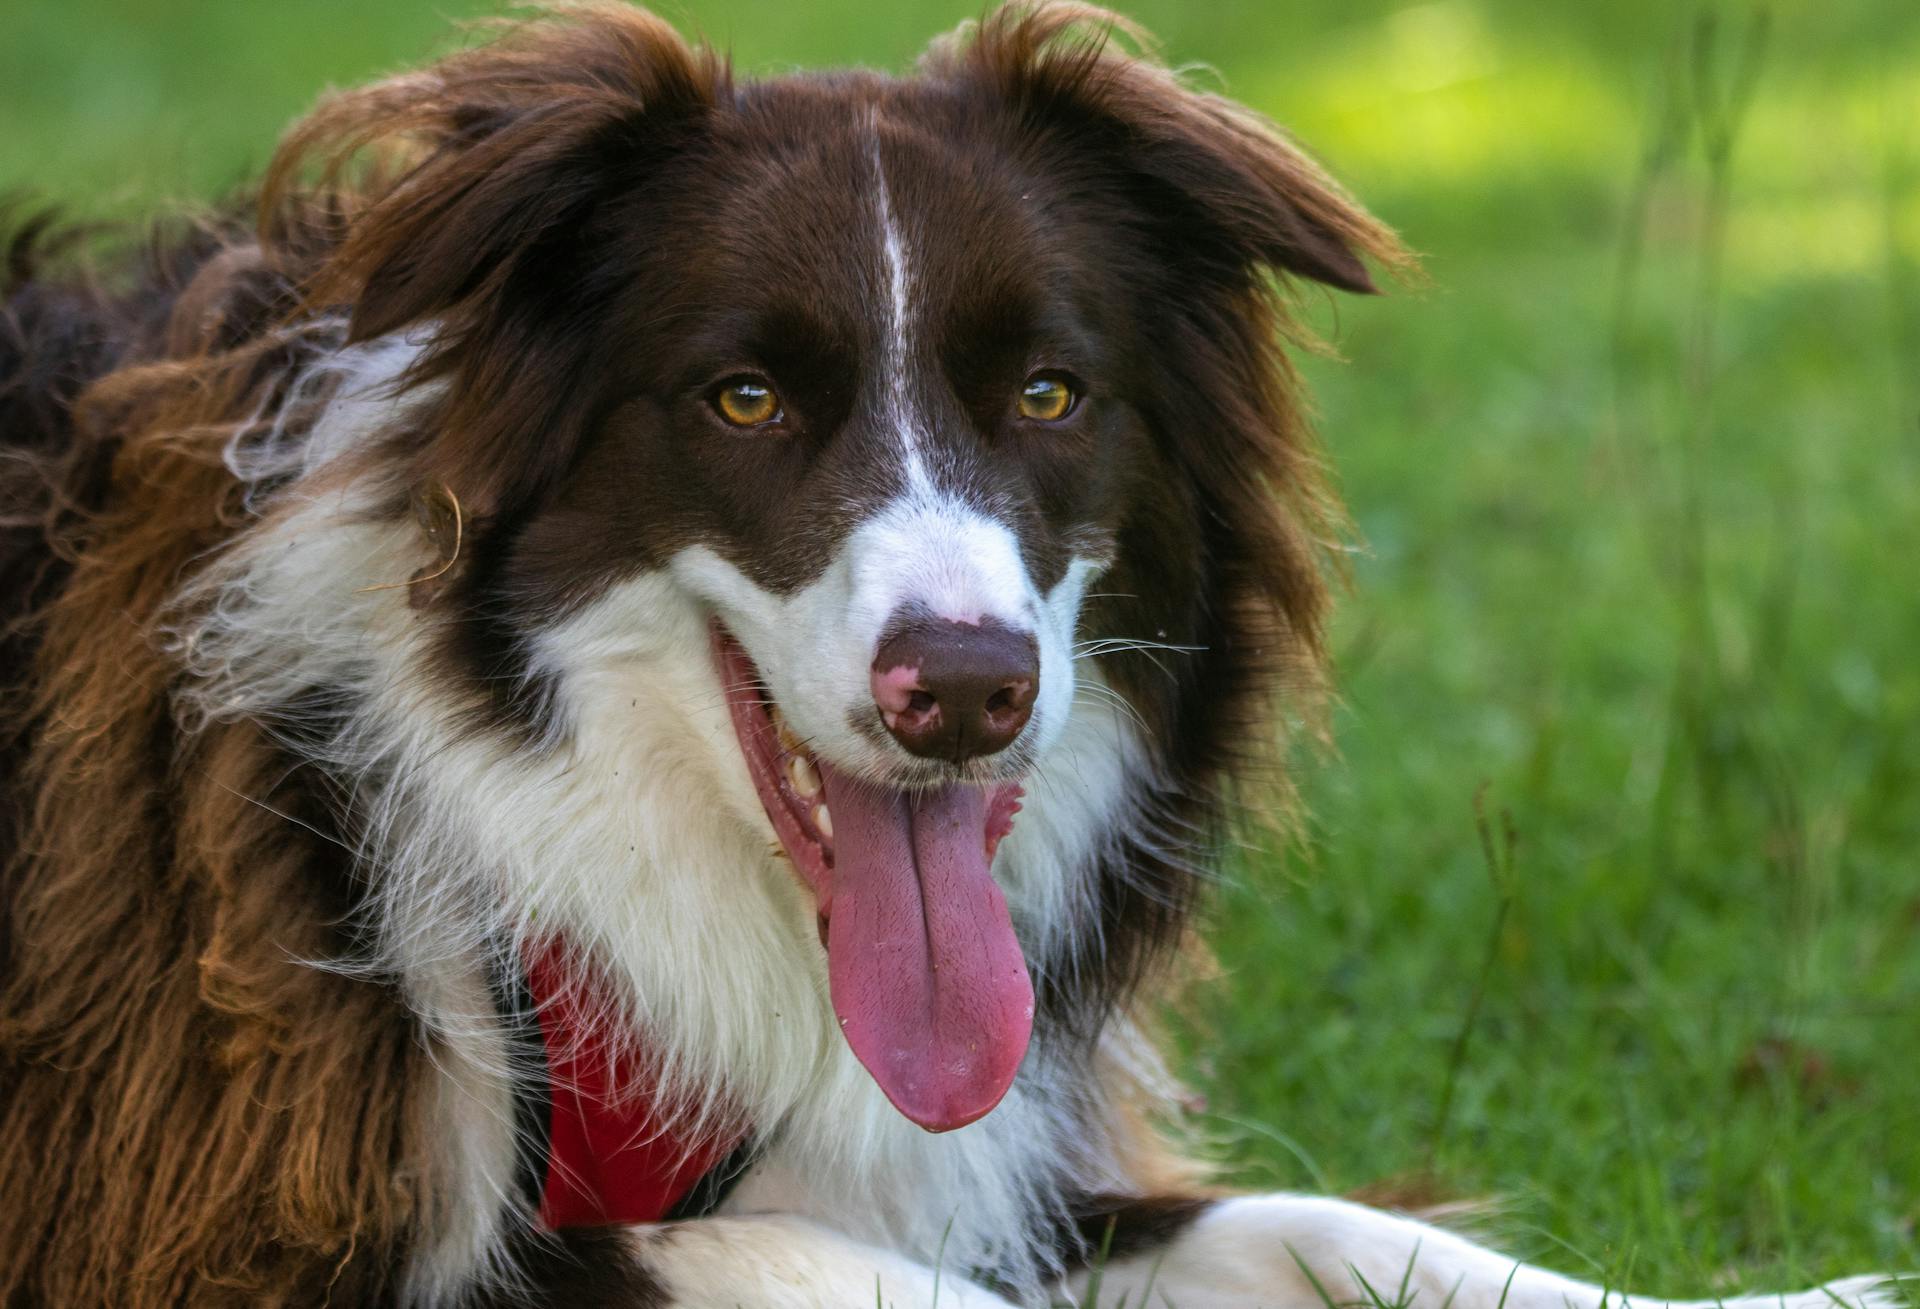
[[714, 624, 1034, 1133]]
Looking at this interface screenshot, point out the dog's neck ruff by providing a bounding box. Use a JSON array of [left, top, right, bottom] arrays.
[[522, 941, 746, 1229]]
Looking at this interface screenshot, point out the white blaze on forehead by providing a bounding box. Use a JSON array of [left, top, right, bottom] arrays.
[[867, 115, 933, 497]]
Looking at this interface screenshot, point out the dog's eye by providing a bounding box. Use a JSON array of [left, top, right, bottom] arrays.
[[1017, 374, 1077, 423], [713, 378, 783, 428]]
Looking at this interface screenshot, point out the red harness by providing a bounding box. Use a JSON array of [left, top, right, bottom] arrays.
[[522, 942, 746, 1228]]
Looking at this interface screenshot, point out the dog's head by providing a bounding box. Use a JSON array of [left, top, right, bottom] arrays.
[[270, 3, 1402, 1131]]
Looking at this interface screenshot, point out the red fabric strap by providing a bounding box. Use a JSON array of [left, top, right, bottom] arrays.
[[524, 941, 744, 1229]]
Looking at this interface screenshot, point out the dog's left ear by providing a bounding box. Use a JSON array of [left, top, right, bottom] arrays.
[[940, 3, 1408, 296]]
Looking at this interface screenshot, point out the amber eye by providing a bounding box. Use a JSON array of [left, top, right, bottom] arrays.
[[713, 378, 783, 428], [1017, 374, 1076, 422]]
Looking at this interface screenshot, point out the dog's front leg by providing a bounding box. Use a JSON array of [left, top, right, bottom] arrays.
[[1061, 1194, 1898, 1308], [630, 1214, 1019, 1308]]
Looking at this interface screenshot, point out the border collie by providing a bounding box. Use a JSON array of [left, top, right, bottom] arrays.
[[0, 4, 1896, 1305]]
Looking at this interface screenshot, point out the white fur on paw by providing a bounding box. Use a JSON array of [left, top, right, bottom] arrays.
[[638, 1215, 1022, 1309], [1804, 1274, 1914, 1309]]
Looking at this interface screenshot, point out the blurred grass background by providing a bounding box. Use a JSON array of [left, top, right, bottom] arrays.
[[5, 0, 1917, 1297]]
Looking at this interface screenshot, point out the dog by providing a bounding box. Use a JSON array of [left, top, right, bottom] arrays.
[[0, 4, 1897, 1306]]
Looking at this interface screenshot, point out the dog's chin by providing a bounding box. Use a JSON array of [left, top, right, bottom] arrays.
[[712, 624, 1034, 1133]]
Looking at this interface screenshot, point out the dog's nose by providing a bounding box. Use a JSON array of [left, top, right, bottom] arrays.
[[870, 619, 1038, 762]]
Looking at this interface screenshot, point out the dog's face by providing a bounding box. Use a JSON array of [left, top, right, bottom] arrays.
[[504, 83, 1162, 1131], [530, 81, 1146, 785], [308, 10, 1391, 1134]]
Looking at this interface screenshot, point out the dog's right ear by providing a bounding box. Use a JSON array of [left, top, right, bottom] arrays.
[[268, 8, 723, 342], [260, 6, 726, 522], [938, 3, 1410, 298]]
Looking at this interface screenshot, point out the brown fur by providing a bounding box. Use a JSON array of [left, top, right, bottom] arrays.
[[263, 7, 731, 533], [0, 304, 438, 1303]]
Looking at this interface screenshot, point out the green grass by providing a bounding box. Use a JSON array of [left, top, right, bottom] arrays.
[[7, 0, 1917, 1299]]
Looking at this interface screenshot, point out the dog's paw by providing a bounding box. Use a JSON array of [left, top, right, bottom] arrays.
[[1804, 1274, 1919, 1309]]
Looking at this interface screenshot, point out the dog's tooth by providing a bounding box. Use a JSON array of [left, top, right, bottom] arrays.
[[775, 711, 802, 753], [813, 804, 832, 839], [788, 754, 821, 797]]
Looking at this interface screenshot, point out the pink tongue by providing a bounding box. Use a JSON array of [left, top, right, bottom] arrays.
[[818, 769, 1034, 1132]]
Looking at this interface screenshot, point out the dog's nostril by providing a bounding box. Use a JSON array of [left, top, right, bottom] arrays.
[[870, 617, 1039, 763]]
